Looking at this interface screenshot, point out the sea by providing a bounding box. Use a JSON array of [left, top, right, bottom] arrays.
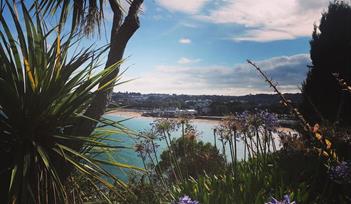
[[101, 114, 246, 181]]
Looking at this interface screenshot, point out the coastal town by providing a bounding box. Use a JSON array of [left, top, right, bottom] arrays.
[[111, 92, 301, 115], [110, 92, 299, 126]]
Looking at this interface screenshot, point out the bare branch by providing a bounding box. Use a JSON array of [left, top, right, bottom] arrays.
[[247, 59, 312, 132]]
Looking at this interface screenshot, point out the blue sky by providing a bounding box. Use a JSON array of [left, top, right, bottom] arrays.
[[111, 0, 333, 95], [2, 0, 334, 95]]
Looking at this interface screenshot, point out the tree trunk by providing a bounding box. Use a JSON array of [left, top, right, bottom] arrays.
[[74, 0, 143, 137], [59, 0, 143, 184]]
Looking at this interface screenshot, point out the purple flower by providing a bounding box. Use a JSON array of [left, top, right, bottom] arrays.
[[265, 194, 295, 204], [175, 195, 199, 204], [235, 110, 279, 131], [258, 110, 279, 130], [329, 161, 351, 184]]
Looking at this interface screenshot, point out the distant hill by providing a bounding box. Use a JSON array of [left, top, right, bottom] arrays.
[[112, 92, 301, 105], [234, 93, 301, 105], [111, 92, 301, 115]]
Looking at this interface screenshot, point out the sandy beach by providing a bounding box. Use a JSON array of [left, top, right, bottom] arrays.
[[106, 109, 143, 118], [106, 109, 221, 125]]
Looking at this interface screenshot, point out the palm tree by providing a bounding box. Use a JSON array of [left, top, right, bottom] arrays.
[[0, 0, 143, 203], [37, 0, 144, 137], [75, 0, 144, 139]]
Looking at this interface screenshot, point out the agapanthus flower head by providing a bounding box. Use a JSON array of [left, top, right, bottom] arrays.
[[134, 139, 155, 158], [151, 118, 178, 141], [329, 161, 351, 184], [235, 111, 250, 131], [247, 112, 264, 127], [265, 194, 295, 204], [134, 143, 144, 153], [152, 118, 178, 132], [175, 195, 199, 204], [177, 116, 190, 126], [185, 129, 199, 141], [217, 115, 242, 141], [138, 129, 158, 140], [260, 110, 279, 130], [184, 123, 201, 140]]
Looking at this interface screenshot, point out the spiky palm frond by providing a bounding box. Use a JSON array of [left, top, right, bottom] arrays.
[[35, 0, 131, 35], [0, 2, 140, 203]]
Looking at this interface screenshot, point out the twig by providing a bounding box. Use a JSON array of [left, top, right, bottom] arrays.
[[333, 73, 351, 93], [247, 60, 338, 161], [247, 60, 311, 131]]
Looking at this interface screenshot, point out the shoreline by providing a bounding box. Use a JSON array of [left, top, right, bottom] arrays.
[[106, 108, 144, 118], [106, 109, 221, 124], [105, 109, 298, 133]]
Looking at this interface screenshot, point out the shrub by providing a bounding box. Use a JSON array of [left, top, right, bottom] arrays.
[[157, 137, 226, 182], [301, 1, 351, 126], [0, 3, 137, 202], [171, 154, 309, 204]]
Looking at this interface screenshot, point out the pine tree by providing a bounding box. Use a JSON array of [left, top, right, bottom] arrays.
[[301, 1, 351, 126]]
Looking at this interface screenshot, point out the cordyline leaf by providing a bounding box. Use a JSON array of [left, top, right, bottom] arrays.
[[1, 1, 137, 202], [8, 164, 18, 194], [92, 158, 145, 172], [52, 146, 118, 191], [77, 113, 131, 134], [34, 142, 67, 201], [24, 58, 37, 91], [55, 31, 61, 77], [53, 134, 126, 149]]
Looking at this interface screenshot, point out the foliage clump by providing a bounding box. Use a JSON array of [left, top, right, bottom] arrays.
[[301, 1, 351, 126], [158, 137, 226, 181]]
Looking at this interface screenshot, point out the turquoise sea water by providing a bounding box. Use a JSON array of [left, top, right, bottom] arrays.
[[102, 115, 246, 181]]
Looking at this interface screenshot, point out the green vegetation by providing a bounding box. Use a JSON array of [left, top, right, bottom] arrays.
[[125, 109, 350, 203], [158, 137, 226, 182], [302, 1, 351, 126], [171, 155, 309, 204], [0, 0, 143, 203], [1, 0, 351, 203], [118, 2, 351, 203]]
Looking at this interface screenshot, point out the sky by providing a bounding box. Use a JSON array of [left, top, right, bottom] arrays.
[[111, 0, 335, 96], [2, 0, 336, 96]]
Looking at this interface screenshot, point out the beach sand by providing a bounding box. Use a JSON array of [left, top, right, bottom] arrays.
[[106, 109, 143, 118], [106, 109, 220, 125]]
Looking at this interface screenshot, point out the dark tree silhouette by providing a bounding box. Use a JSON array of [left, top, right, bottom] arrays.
[[74, 0, 144, 138], [37, 0, 144, 137], [301, 1, 351, 126]]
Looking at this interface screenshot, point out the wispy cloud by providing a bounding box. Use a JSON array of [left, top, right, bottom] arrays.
[[118, 54, 311, 95], [177, 57, 201, 64], [179, 38, 192, 44], [156, 0, 209, 14], [181, 22, 199, 28], [196, 0, 330, 42]]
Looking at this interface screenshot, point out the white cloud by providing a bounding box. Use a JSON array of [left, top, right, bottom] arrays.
[[233, 30, 296, 42], [197, 0, 331, 42], [104, 2, 146, 21], [156, 0, 209, 14], [117, 54, 311, 95], [181, 22, 199, 28], [179, 38, 192, 44], [178, 57, 201, 64]]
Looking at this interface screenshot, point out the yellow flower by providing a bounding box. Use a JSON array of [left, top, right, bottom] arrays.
[[325, 138, 332, 149], [315, 132, 322, 140]]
